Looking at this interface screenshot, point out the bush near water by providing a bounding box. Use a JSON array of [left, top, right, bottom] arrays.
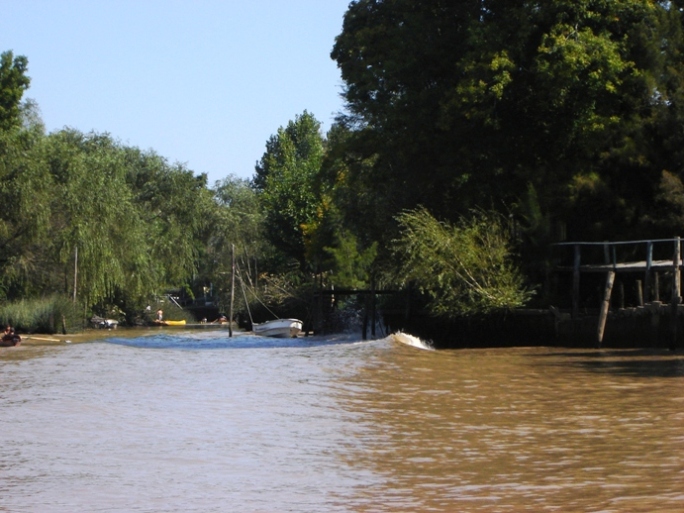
[[0, 296, 83, 334]]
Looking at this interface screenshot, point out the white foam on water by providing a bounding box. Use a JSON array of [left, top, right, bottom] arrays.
[[390, 331, 434, 351]]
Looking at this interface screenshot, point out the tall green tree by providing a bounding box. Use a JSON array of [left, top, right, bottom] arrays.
[[1, 126, 216, 313], [45, 130, 153, 304], [253, 111, 325, 267], [211, 174, 264, 261], [331, 0, 682, 247], [0, 50, 30, 131], [203, 175, 267, 306], [0, 118, 51, 298], [315, 121, 385, 287]]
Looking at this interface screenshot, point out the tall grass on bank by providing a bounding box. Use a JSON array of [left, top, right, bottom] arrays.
[[0, 296, 84, 334]]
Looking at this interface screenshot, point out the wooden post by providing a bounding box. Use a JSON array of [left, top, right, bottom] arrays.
[[307, 275, 317, 337], [317, 271, 324, 334], [572, 244, 581, 319], [361, 293, 368, 340], [597, 271, 615, 348], [674, 237, 681, 301], [671, 237, 681, 350], [654, 272, 660, 302], [636, 280, 644, 307], [371, 280, 376, 338], [645, 241, 653, 303]]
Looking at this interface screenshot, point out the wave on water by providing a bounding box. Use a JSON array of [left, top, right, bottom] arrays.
[[390, 331, 435, 351], [103, 331, 375, 350]]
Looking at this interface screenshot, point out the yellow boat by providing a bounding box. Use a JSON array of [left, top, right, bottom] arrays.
[[159, 320, 186, 326]]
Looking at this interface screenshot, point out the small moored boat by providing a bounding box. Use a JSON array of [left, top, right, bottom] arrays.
[[235, 263, 303, 339], [252, 318, 303, 338]]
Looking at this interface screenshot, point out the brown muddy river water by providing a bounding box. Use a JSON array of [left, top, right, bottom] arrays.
[[1, 330, 682, 512]]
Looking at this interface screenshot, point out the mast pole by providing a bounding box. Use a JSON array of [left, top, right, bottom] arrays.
[[229, 244, 235, 337], [73, 245, 78, 303]]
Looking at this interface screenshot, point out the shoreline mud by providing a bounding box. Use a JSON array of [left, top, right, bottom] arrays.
[[17, 327, 179, 346]]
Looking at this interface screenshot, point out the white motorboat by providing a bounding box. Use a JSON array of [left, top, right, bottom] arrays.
[[252, 318, 303, 338]]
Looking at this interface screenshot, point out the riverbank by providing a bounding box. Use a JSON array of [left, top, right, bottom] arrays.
[[383, 306, 684, 350], [13, 324, 249, 347], [18, 328, 149, 346]]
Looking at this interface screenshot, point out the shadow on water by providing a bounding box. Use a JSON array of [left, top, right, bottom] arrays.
[[531, 348, 684, 378], [104, 332, 371, 350]]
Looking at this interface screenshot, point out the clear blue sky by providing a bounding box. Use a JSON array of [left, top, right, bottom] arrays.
[[1, 0, 351, 185]]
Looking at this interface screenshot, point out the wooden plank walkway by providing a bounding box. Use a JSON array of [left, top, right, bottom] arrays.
[[557, 259, 682, 273], [553, 237, 682, 349]]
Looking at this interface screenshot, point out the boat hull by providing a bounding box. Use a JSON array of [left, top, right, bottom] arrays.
[[153, 320, 187, 326], [252, 319, 303, 338], [0, 334, 21, 347]]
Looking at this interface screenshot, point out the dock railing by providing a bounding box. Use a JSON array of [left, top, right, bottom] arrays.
[[553, 237, 681, 348]]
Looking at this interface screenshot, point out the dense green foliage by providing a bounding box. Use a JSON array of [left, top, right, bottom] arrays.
[[0, 51, 30, 131], [0, 126, 219, 321], [202, 175, 268, 312], [330, 0, 684, 245], [319, 0, 684, 310], [5, 1, 684, 325], [253, 111, 325, 267], [394, 208, 533, 316], [0, 56, 222, 325]]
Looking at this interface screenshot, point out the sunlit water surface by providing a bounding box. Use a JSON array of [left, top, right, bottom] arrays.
[[1, 330, 683, 512]]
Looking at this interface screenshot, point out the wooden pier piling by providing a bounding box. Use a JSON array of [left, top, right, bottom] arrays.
[[554, 237, 684, 350], [671, 237, 681, 350], [597, 271, 615, 348]]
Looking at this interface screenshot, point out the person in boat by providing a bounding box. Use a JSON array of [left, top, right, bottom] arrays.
[[1, 325, 21, 346], [155, 309, 164, 323]]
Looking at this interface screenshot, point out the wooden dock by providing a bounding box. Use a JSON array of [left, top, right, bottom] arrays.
[[553, 237, 682, 349]]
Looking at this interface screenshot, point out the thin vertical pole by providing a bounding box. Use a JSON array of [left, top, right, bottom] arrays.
[[645, 241, 653, 303], [229, 244, 235, 337], [362, 293, 368, 340], [572, 245, 581, 319], [371, 279, 376, 337], [73, 245, 78, 303]]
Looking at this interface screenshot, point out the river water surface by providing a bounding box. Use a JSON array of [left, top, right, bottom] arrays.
[[1, 330, 683, 512]]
